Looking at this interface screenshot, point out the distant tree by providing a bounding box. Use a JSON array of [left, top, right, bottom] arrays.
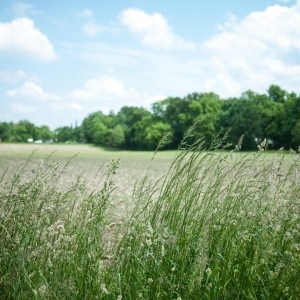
[[0, 122, 13, 142], [185, 92, 222, 143], [218, 91, 265, 150], [144, 121, 172, 149], [34, 125, 54, 141], [81, 111, 109, 145], [73, 125, 85, 143], [282, 92, 300, 148], [268, 84, 287, 103], [291, 120, 300, 147], [54, 126, 74, 142], [1, 84, 298, 150], [152, 97, 189, 148], [116, 106, 151, 149], [105, 124, 125, 148], [12, 120, 35, 142], [132, 114, 173, 149]]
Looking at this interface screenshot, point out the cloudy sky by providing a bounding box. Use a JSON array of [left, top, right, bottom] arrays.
[[1, 0, 300, 129]]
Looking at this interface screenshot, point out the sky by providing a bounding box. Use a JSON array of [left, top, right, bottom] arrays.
[[0, 0, 300, 129]]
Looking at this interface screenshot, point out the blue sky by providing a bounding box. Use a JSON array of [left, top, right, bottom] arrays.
[[0, 0, 299, 129]]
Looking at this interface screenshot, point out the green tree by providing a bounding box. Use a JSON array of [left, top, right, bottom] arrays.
[[81, 111, 109, 145], [291, 120, 300, 147], [218, 91, 265, 150], [185, 92, 222, 143], [263, 87, 299, 148], [282, 92, 300, 148], [34, 125, 54, 141], [116, 106, 151, 149], [144, 121, 172, 149], [105, 124, 125, 148], [54, 126, 74, 142], [0, 122, 13, 142], [12, 120, 35, 142], [268, 84, 287, 103], [152, 97, 189, 148], [75, 126, 85, 143], [133, 114, 172, 149]]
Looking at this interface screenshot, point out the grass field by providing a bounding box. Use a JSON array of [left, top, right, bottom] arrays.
[[0, 140, 299, 299]]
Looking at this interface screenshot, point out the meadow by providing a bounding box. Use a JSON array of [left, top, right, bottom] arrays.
[[0, 136, 299, 299]]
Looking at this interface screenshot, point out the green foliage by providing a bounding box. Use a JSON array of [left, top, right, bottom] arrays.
[[144, 121, 172, 149], [81, 111, 108, 144], [0, 153, 118, 299], [117, 106, 152, 149], [12, 120, 35, 142], [34, 125, 54, 141], [0, 122, 13, 142], [185, 92, 222, 143], [105, 124, 125, 148], [54, 126, 74, 142], [1, 84, 300, 150], [1, 137, 299, 298]]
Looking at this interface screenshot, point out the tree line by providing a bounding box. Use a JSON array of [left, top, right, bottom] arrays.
[[1, 84, 299, 150]]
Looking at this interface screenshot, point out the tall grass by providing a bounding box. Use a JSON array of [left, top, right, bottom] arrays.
[[1, 136, 300, 299]]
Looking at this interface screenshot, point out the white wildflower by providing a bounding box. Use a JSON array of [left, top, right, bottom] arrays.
[[146, 222, 154, 238], [38, 285, 46, 295], [100, 283, 109, 294], [206, 267, 212, 276]]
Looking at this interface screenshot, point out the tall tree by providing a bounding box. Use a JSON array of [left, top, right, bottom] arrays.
[[152, 97, 190, 148], [81, 111, 109, 145], [34, 125, 54, 141], [12, 120, 35, 142], [218, 91, 265, 150], [116, 106, 151, 149], [0, 122, 13, 142], [185, 92, 222, 144], [54, 126, 74, 142]]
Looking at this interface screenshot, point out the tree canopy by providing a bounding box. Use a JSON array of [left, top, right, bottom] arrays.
[[1, 85, 299, 150]]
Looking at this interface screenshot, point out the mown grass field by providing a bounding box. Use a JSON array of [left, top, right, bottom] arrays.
[[0, 140, 299, 299]]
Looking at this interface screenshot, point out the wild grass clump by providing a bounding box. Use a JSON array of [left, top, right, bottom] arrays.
[[1, 135, 300, 299], [0, 151, 119, 299], [104, 134, 300, 299]]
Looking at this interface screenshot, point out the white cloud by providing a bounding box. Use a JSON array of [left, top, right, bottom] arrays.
[[11, 103, 36, 113], [119, 8, 195, 50], [0, 70, 27, 83], [68, 75, 164, 112], [51, 102, 83, 112], [83, 20, 118, 37], [198, 2, 300, 97], [6, 81, 61, 101], [70, 76, 140, 100], [83, 20, 102, 37], [0, 17, 57, 61], [79, 9, 118, 38]]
